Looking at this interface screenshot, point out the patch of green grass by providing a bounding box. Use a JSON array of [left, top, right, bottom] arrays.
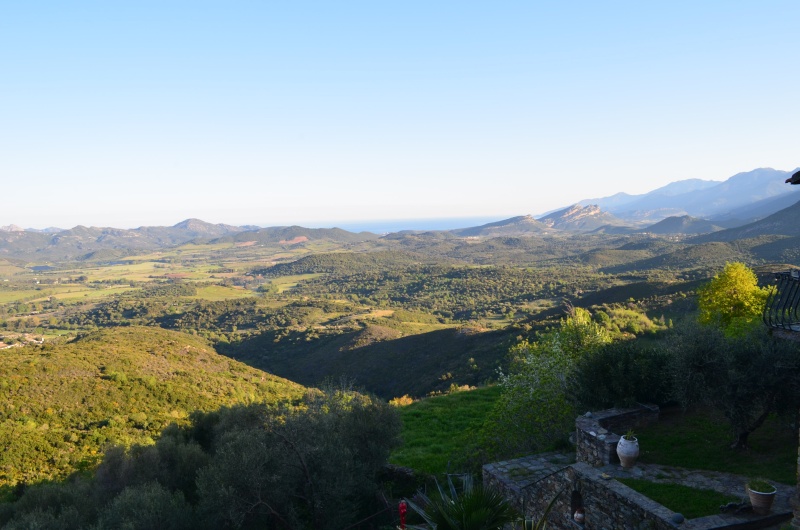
[[390, 386, 502, 474], [0, 289, 44, 303], [46, 285, 136, 301], [189, 285, 253, 301], [638, 407, 797, 484], [617, 478, 738, 519], [267, 273, 324, 293]]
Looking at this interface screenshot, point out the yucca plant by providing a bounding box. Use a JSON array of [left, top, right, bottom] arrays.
[[404, 474, 517, 530]]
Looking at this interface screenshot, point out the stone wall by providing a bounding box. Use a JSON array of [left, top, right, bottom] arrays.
[[484, 462, 678, 529], [575, 405, 659, 467], [484, 405, 793, 529]]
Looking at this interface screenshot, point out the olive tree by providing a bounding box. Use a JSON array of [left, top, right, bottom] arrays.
[[196, 388, 402, 530], [669, 322, 800, 449]]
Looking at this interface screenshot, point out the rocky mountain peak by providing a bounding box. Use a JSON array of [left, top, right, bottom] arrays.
[[538, 204, 628, 232]]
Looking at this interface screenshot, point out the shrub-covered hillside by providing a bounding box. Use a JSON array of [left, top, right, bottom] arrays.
[[0, 327, 304, 488]]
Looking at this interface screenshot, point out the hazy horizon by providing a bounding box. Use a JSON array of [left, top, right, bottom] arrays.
[[3, 215, 513, 233]]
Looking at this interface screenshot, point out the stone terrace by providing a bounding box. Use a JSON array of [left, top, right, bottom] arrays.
[[483, 406, 794, 529]]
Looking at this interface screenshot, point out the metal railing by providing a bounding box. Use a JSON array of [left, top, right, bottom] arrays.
[[763, 270, 800, 331]]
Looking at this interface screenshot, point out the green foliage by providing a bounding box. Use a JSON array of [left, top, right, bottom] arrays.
[[405, 474, 518, 530], [747, 479, 775, 493], [93, 431, 210, 504], [592, 304, 668, 337], [570, 340, 672, 410], [96, 482, 194, 530], [254, 250, 433, 277], [5, 227, 798, 528], [0, 477, 95, 529], [194, 387, 402, 529], [481, 308, 610, 458], [4, 387, 401, 530], [668, 322, 800, 449], [697, 262, 770, 337], [0, 327, 303, 487], [4, 234, 705, 402], [264, 256, 623, 321], [140, 282, 198, 298]]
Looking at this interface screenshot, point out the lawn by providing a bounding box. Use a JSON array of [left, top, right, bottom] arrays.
[[391, 392, 797, 488], [637, 406, 797, 485], [617, 479, 739, 519], [390, 386, 502, 475]]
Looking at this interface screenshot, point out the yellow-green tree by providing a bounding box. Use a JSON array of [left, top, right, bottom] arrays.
[[697, 262, 770, 337], [481, 307, 611, 458]]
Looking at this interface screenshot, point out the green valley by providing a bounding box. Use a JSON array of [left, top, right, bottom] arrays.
[[1, 211, 800, 528]]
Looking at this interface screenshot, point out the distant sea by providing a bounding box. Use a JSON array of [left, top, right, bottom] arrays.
[[307, 217, 509, 234]]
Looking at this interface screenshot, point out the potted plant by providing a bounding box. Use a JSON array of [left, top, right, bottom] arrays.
[[746, 479, 776, 515], [616, 429, 639, 468]]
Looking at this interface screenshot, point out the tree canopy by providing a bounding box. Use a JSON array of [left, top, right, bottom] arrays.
[[1, 387, 402, 529], [481, 307, 611, 458], [696, 262, 770, 336]]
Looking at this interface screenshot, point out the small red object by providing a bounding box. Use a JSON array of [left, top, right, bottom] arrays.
[[399, 500, 407, 529]]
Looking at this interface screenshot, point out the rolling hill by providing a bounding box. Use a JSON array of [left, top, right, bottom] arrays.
[[599, 241, 751, 273], [221, 323, 516, 399], [644, 215, 723, 235], [711, 193, 800, 227], [693, 198, 800, 243], [213, 225, 379, 245], [0, 219, 250, 261], [253, 250, 440, 277], [0, 327, 304, 487], [450, 215, 550, 237]]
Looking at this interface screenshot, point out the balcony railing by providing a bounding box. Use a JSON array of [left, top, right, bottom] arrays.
[[764, 270, 800, 331]]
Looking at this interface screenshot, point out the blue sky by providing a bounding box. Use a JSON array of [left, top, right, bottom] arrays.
[[2, 2, 798, 229]]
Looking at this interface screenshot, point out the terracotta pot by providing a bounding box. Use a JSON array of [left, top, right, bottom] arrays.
[[747, 486, 776, 515], [617, 436, 639, 468]]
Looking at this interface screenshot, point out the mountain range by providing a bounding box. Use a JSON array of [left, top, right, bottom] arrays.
[[578, 167, 799, 223], [2, 167, 799, 261], [0, 220, 380, 261]]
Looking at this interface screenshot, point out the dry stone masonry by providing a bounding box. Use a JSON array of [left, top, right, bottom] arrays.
[[483, 405, 794, 529]]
